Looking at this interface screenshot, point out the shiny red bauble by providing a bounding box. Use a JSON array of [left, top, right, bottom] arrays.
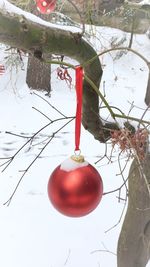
[[47, 156, 103, 217], [35, 0, 56, 14]]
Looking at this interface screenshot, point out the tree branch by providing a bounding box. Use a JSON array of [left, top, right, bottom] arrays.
[[0, 3, 110, 142], [62, 2, 150, 34]]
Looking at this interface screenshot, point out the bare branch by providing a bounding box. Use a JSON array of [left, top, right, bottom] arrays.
[[3, 117, 74, 206], [91, 242, 116, 256], [105, 192, 128, 233]]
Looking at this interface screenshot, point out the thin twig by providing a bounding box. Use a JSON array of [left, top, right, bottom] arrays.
[[104, 191, 128, 233], [83, 47, 149, 68], [32, 106, 52, 121], [128, 15, 135, 49], [103, 176, 128, 196], [3, 117, 74, 206], [117, 151, 129, 194], [1, 117, 74, 172], [114, 113, 150, 125], [64, 249, 71, 266], [33, 92, 68, 118], [5, 131, 32, 138], [95, 142, 112, 164], [84, 74, 116, 120], [91, 242, 116, 256], [137, 104, 150, 128], [1, 121, 52, 172], [67, 0, 85, 36]]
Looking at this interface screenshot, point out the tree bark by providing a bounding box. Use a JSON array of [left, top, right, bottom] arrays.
[[26, 54, 51, 93], [26, 0, 51, 93], [117, 155, 150, 267], [145, 64, 150, 106]]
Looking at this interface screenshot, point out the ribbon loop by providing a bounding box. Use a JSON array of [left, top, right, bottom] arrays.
[[75, 66, 83, 151]]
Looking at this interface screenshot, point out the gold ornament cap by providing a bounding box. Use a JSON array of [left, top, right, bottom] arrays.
[[71, 154, 85, 163]]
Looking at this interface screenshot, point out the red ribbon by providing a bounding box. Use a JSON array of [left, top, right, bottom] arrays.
[[75, 66, 83, 151]]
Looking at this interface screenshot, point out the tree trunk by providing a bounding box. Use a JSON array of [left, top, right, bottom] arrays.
[[26, 0, 51, 93], [117, 155, 150, 267], [26, 54, 51, 93], [144, 64, 150, 105]]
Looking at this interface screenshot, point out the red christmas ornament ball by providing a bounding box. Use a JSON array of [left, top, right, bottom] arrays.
[[47, 156, 103, 217], [35, 0, 56, 14]]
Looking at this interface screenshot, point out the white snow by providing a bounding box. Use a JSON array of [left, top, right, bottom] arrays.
[[127, 0, 150, 5], [60, 157, 89, 171], [0, 2, 150, 267]]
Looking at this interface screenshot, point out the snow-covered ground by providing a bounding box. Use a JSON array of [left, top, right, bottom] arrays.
[[0, 2, 150, 267]]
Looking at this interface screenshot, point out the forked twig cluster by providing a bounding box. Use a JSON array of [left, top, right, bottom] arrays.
[[111, 127, 149, 160]]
